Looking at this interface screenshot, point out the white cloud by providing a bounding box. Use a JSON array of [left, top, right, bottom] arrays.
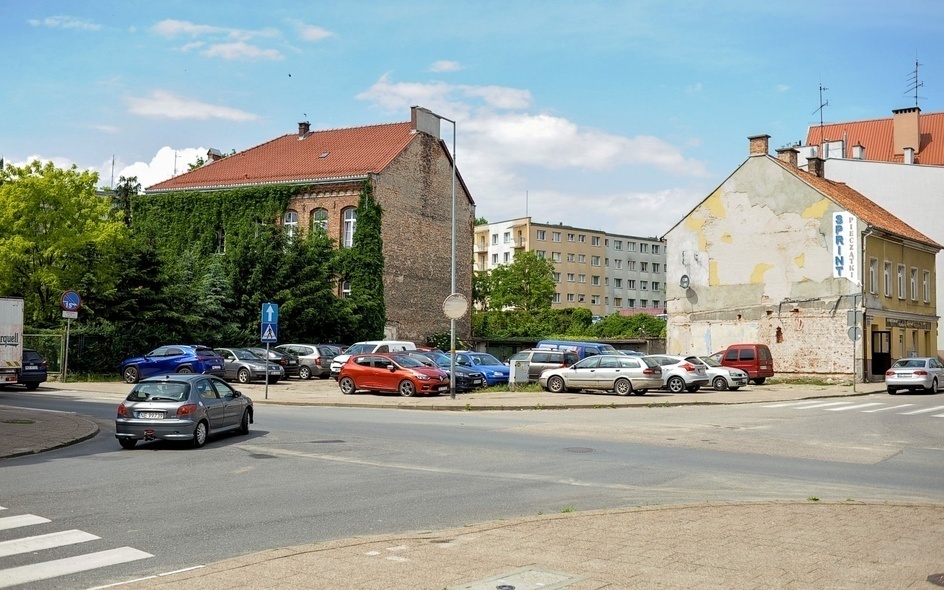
[[290, 20, 333, 41], [10, 154, 81, 171], [429, 60, 462, 73], [28, 15, 101, 31], [126, 90, 259, 122], [86, 124, 120, 134], [686, 83, 703, 93], [111, 147, 208, 189], [776, 84, 790, 92], [202, 41, 283, 61], [152, 19, 224, 37]]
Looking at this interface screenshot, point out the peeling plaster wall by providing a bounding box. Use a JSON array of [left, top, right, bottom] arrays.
[[665, 156, 860, 375]]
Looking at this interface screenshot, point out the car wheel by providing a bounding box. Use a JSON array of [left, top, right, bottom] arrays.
[[338, 376, 356, 395], [298, 366, 312, 380], [399, 380, 416, 397], [928, 379, 939, 394], [712, 376, 729, 391], [123, 366, 140, 384], [118, 438, 137, 450], [887, 387, 898, 395], [667, 376, 685, 393], [614, 378, 632, 396], [752, 377, 766, 385], [237, 368, 252, 384], [177, 366, 194, 374], [24, 382, 40, 391], [192, 421, 208, 448], [238, 410, 250, 435], [547, 375, 566, 393]]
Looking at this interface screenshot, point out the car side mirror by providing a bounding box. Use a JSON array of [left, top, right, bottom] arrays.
[[387, 364, 396, 372], [233, 391, 242, 398]]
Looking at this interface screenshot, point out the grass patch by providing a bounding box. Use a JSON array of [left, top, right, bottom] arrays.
[[768, 377, 852, 387], [560, 506, 575, 513], [807, 496, 820, 502]]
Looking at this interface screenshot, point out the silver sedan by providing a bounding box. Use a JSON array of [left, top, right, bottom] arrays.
[[539, 354, 663, 395], [885, 357, 944, 394]]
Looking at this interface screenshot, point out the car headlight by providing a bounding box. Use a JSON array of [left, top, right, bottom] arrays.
[[413, 372, 430, 380]]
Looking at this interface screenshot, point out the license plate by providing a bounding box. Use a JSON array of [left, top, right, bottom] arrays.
[[437, 386, 448, 392], [212, 364, 222, 370], [25, 365, 38, 370], [472, 379, 482, 385], [137, 412, 163, 419]]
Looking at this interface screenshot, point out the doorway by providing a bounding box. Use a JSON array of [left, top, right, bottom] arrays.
[[871, 330, 891, 376]]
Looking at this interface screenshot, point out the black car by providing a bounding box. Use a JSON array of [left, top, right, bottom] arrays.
[[395, 351, 486, 392], [18, 349, 48, 390], [247, 347, 300, 378]]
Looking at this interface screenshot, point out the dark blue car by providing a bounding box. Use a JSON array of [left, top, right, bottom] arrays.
[[120, 345, 225, 384]]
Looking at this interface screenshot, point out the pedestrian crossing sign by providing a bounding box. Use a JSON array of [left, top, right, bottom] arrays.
[[261, 323, 278, 342]]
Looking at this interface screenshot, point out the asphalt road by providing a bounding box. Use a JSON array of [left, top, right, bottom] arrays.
[[1, 391, 942, 589]]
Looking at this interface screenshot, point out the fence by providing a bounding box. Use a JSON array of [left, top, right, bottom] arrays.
[[24, 333, 65, 375]]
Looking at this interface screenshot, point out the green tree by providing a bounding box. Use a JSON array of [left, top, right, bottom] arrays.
[[567, 307, 593, 335], [341, 179, 386, 340], [488, 250, 555, 311], [474, 216, 488, 226], [472, 270, 492, 311], [0, 161, 128, 325], [585, 313, 666, 338]]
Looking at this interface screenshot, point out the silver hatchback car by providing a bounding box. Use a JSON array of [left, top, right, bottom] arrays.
[[115, 374, 253, 449], [645, 354, 711, 393], [885, 357, 944, 394], [539, 354, 663, 395]]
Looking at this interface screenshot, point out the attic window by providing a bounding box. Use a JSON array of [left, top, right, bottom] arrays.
[[320, 152, 329, 158]]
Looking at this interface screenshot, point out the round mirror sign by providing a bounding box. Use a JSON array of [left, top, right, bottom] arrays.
[[443, 293, 469, 319]]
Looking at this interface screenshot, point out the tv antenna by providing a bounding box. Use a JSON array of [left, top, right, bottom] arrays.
[[811, 81, 829, 130], [905, 57, 924, 107]]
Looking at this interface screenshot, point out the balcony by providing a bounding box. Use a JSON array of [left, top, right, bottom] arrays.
[[512, 237, 527, 249]]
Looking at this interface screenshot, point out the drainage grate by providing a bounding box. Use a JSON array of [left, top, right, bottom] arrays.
[[450, 566, 585, 590], [563, 446, 594, 453]]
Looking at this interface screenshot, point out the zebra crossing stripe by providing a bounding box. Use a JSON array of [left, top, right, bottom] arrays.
[[0, 514, 50, 531], [900, 405, 944, 415], [0, 529, 99, 558], [794, 401, 856, 409], [0, 547, 153, 588], [825, 403, 886, 411], [763, 401, 822, 408], [862, 404, 913, 412]]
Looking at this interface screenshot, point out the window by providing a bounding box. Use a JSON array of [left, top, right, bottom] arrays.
[[536, 250, 546, 259], [568, 233, 575, 242], [536, 230, 546, 240], [640, 299, 648, 307], [910, 268, 918, 301], [567, 293, 575, 302], [640, 281, 648, 290], [578, 274, 587, 283], [652, 281, 660, 291], [552, 231, 561, 242], [578, 294, 585, 302], [884, 261, 892, 297], [591, 275, 600, 286], [614, 297, 622, 307], [578, 234, 586, 243], [310, 208, 328, 233], [628, 298, 636, 308], [491, 253, 498, 265], [284, 210, 298, 239], [604, 296, 609, 305], [503, 252, 510, 263], [604, 277, 609, 286], [553, 293, 561, 303], [652, 263, 660, 273], [567, 253, 575, 262], [652, 299, 660, 308], [553, 272, 561, 282], [924, 270, 931, 303], [567, 273, 575, 282], [614, 278, 623, 289], [627, 260, 636, 271], [627, 242, 636, 252], [491, 233, 498, 245], [578, 254, 586, 263], [591, 236, 601, 246], [341, 281, 351, 298], [652, 244, 660, 255], [614, 240, 623, 251], [898, 264, 906, 299], [591, 256, 601, 266], [869, 258, 877, 294], [341, 208, 356, 248], [503, 232, 511, 243], [551, 251, 561, 262], [591, 295, 600, 304], [640, 243, 649, 253], [615, 259, 622, 269], [605, 257, 609, 267], [640, 261, 648, 272], [628, 280, 636, 289]]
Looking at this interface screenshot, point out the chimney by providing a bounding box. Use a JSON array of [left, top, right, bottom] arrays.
[[411, 106, 441, 139], [207, 148, 223, 162], [807, 156, 825, 178], [892, 107, 920, 156], [776, 146, 799, 168], [298, 121, 310, 138], [852, 143, 865, 160], [748, 134, 770, 156]]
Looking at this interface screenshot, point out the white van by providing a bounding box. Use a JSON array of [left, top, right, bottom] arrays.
[[329, 340, 417, 377]]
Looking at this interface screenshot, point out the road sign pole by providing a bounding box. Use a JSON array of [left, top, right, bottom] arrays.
[[62, 318, 71, 383], [265, 343, 270, 400]]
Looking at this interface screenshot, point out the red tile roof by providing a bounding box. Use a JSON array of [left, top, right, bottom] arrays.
[[805, 111, 944, 165], [147, 122, 418, 192], [771, 157, 941, 250]]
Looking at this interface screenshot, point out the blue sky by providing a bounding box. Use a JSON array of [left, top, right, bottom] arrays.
[[3, 1, 943, 237]]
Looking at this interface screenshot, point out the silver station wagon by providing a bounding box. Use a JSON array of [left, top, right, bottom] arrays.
[[539, 354, 663, 395], [115, 374, 253, 449]]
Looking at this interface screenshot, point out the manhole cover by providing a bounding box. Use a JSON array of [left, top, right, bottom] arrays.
[[563, 447, 594, 453]]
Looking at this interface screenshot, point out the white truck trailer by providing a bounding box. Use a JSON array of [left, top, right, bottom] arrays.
[[0, 297, 24, 385]]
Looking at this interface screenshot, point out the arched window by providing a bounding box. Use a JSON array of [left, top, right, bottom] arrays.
[[310, 208, 328, 233], [341, 281, 351, 298], [283, 210, 298, 239], [342, 208, 357, 248]]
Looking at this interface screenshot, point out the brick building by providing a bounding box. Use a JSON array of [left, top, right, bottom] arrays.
[[148, 107, 475, 343]]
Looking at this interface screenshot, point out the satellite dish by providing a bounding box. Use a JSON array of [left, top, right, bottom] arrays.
[[679, 275, 691, 289]]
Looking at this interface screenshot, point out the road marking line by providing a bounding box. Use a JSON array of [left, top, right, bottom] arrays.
[[85, 566, 204, 589], [900, 405, 944, 415], [0, 530, 99, 558], [0, 547, 153, 588], [762, 401, 823, 408], [825, 403, 886, 411], [793, 402, 856, 409], [862, 404, 914, 413], [0, 514, 51, 531]]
